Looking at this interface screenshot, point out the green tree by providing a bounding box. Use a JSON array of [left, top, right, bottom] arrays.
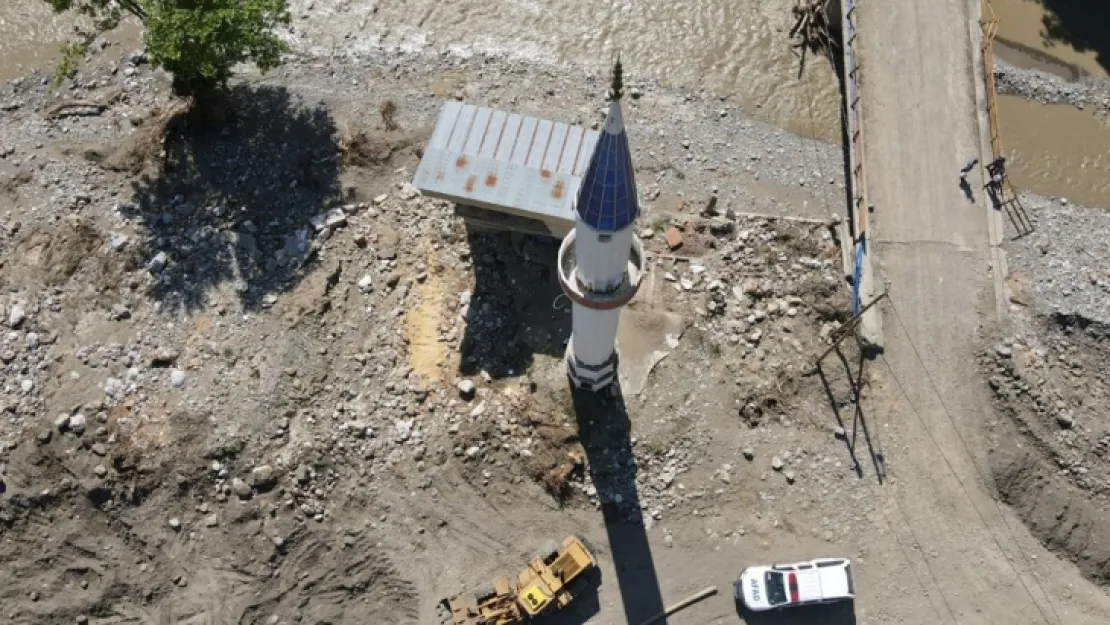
[[45, 0, 291, 101]]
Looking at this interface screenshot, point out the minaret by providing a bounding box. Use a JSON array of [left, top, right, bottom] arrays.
[[556, 57, 645, 392]]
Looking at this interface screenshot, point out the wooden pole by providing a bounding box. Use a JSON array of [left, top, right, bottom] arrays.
[[814, 291, 888, 366], [635, 586, 718, 625]]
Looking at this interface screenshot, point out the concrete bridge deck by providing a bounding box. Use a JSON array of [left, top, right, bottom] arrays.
[[840, 0, 1109, 623]]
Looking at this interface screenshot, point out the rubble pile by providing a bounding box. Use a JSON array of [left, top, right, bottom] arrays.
[[983, 315, 1110, 500]]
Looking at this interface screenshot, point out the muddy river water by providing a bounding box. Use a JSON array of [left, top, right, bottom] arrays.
[[2, 0, 1109, 207], [0, 1, 82, 81]]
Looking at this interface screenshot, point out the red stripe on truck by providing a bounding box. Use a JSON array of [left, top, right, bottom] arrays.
[[788, 572, 800, 603]]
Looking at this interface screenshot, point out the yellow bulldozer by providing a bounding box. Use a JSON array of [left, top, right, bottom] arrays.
[[437, 535, 598, 625]]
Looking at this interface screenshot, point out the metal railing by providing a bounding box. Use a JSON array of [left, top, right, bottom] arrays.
[[979, 0, 1034, 237], [981, 0, 1003, 159], [841, 0, 868, 241]]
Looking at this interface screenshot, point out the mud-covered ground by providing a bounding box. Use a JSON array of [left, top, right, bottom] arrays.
[[0, 46, 883, 625]]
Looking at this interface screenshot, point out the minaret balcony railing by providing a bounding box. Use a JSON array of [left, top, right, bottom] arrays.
[[556, 230, 644, 310]]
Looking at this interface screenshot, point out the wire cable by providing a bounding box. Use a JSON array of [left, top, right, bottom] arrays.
[[879, 492, 961, 625], [879, 297, 1062, 625]]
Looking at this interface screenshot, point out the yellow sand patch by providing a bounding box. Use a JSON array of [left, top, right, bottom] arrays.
[[404, 257, 462, 383]]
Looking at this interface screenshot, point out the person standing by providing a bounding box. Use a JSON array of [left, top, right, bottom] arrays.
[[960, 157, 978, 181]]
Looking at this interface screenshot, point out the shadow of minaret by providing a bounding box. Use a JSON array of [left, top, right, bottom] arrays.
[[570, 383, 667, 624]]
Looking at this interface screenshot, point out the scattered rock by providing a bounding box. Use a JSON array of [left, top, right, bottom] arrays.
[[398, 183, 420, 200], [170, 369, 187, 388], [295, 464, 311, 484], [771, 456, 784, 471], [148, 251, 168, 274], [110, 304, 131, 321], [250, 465, 277, 491], [457, 379, 476, 400], [69, 414, 87, 436], [230, 478, 253, 499], [310, 208, 348, 232], [7, 304, 26, 329]]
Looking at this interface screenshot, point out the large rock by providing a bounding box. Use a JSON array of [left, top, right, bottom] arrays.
[[250, 465, 277, 491], [69, 414, 87, 435], [230, 478, 252, 499]]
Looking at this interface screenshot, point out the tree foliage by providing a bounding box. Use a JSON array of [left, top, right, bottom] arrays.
[[45, 0, 291, 99]]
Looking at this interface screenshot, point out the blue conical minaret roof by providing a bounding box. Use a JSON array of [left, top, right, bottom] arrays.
[[575, 58, 640, 233]]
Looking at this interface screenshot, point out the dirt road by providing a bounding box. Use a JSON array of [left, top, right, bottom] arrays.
[[858, 0, 1110, 623]]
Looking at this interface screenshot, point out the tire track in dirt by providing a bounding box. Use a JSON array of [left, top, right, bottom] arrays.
[[239, 528, 418, 625]]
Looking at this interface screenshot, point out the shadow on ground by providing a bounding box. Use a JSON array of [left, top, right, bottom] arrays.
[[458, 228, 571, 379], [814, 339, 885, 483], [1038, 0, 1110, 74], [570, 384, 667, 624], [736, 598, 857, 625], [122, 84, 344, 311], [532, 567, 603, 625]]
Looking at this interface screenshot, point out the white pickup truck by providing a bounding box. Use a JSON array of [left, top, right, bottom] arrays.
[[734, 557, 855, 612]]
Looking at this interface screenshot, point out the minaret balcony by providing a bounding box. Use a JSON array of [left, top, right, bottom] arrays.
[[556, 229, 644, 310]]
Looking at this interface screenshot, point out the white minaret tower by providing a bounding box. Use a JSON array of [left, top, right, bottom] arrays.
[[556, 57, 645, 392]]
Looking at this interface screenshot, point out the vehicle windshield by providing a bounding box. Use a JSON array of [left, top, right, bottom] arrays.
[[764, 571, 788, 606]]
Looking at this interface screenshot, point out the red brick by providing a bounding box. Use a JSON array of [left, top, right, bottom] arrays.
[[663, 226, 683, 251]]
